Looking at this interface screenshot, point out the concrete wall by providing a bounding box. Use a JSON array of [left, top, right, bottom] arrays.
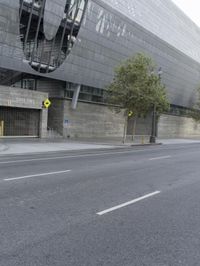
[[158, 114, 200, 139], [36, 79, 65, 98], [0, 86, 48, 137], [127, 114, 152, 136], [48, 99, 64, 136], [64, 100, 125, 139], [40, 95, 200, 140], [49, 98, 125, 139]]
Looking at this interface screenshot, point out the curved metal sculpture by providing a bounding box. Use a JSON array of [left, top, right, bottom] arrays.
[[19, 0, 88, 73]]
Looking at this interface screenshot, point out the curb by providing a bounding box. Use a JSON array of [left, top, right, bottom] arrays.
[[0, 146, 127, 157], [0, 142, 163, 157], [131, 143, 162, 147], [0, 144, 160, 157]]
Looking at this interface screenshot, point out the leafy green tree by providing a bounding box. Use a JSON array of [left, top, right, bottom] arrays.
[[106, 53, 170, 142]]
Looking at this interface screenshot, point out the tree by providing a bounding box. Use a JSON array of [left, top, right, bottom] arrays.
[[106, 53, 170, 142]]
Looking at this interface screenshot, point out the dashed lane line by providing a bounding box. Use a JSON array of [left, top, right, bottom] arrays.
[[97, 191, 161, 216], [3, 170, 71, 181]]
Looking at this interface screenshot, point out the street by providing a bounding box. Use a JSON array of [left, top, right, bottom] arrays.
[[1, 144, 200, 265]]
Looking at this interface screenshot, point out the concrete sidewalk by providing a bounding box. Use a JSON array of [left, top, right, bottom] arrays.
[[1, 138, 200, 156], [0, 141, 120, 156], [0, 143, 7, 152], [158, 138, 200, 145]]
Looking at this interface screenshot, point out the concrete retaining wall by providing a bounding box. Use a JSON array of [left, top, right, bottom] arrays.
[[48, 99, 64, 136], [127, 114, 152, 136], [49, 98, 125, 139], [64, 101, 125, 139], [158, 114, 200, 138], [48, 98, 200, 140]]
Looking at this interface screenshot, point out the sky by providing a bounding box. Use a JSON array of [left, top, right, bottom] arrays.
[[172, 0, 200, 27]]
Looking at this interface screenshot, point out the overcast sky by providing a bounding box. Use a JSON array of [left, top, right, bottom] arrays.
[[172, 0, 200, 27]]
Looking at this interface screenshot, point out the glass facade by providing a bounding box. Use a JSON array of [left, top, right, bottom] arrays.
[[167, 104, 193, 117], [65, 82, 106, 104]]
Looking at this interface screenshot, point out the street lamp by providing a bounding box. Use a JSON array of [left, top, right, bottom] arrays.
[[150, 104, 157, 143], [149, 67, 163, 144]]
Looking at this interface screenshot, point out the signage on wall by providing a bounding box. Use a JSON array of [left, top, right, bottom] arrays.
[[43, 98, 51, 108], [63, 119, 69, 128]]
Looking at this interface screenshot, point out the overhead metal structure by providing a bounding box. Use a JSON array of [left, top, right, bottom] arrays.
[[19, 0, 88, 73]]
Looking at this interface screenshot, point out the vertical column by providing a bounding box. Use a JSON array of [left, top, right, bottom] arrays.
[[39, 108, 48, 138], [71, 84, 81, 110]]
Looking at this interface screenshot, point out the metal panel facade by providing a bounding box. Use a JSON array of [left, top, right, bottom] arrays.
[[0, 0, 200, 107], [101, 0, 200, 64]]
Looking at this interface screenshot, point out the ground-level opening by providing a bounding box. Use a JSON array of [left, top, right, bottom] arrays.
[[0, 106, 40, 137]]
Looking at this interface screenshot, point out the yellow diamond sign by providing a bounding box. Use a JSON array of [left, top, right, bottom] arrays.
[[128, 111, 133, 117], [43, 99, 51, 108]]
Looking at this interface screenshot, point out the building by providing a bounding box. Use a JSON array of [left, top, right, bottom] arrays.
[[0, 0, 200, 139]]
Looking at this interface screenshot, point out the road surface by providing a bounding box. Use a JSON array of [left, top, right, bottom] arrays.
[[1, 144, 200, 265]]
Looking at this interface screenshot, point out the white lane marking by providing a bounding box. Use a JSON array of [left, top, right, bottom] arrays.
[[3, 170, 71, 181], [97, 191, 161, 216], [149, 156, 171, 161], [0, 149, 163, 164]]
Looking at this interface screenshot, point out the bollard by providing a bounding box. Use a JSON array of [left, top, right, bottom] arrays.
[[0, 121, 4, 136]]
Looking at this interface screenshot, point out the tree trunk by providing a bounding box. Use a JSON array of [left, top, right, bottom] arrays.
[[132, 115, 137, 141], [122, 114, 128, 144]]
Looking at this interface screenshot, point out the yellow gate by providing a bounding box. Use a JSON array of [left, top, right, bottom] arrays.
[[0, 121, 4, 137]]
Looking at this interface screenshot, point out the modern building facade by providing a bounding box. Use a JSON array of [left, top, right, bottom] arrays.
[[0, 0, 200, 138]]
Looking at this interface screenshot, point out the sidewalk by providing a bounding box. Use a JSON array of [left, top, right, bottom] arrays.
[[158, 138, 200, 145], [0, 140, 120, 156], [0, 143, 7, 152], [1, 138, 200, 156]]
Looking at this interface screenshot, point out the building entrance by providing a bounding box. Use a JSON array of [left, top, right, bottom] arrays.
[[0, 106, 40, 137]]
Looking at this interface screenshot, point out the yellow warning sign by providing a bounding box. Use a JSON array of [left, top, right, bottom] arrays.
[[128, 111, 133, 117], [43, 99, 51, 109]]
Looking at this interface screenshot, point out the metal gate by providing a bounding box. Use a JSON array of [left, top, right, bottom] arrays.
[[0, 107, 40, 137]]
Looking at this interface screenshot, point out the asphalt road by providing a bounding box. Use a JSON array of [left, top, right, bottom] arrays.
[[1, 144, 200, 266]]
